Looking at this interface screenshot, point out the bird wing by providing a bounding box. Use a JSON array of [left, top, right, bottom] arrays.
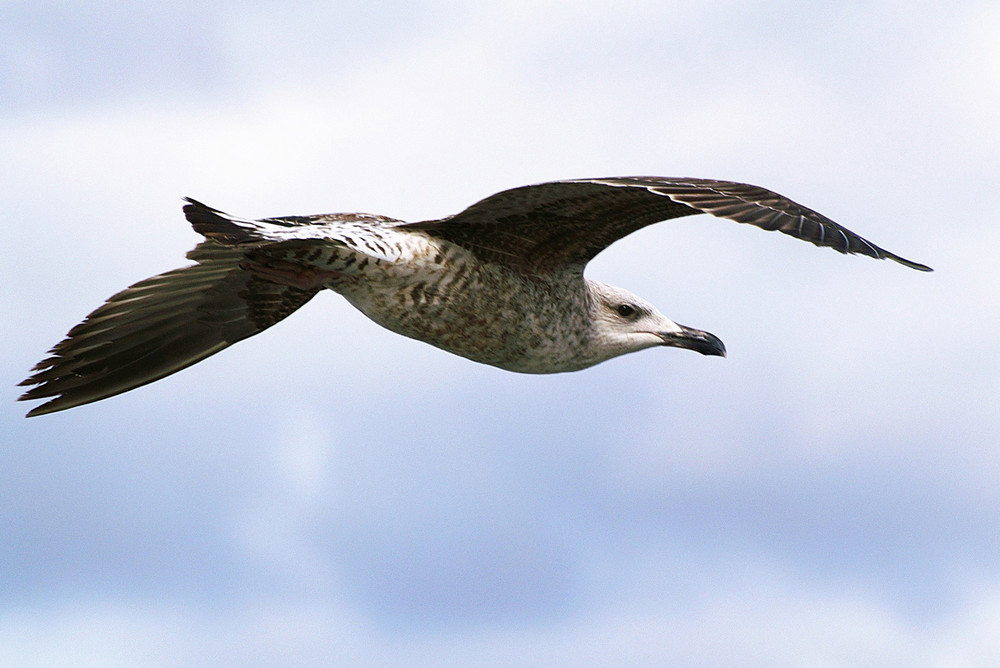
[[18, 241, 318, 416], [19, 199, 408, 417], [406, 177, 931, 273]]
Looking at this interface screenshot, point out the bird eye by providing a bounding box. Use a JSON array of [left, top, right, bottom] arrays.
[[616, 304, 636, 318]]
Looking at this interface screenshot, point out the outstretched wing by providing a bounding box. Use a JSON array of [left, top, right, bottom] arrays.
[[407, 177, 931, 273], [18, 241, 318, 417]]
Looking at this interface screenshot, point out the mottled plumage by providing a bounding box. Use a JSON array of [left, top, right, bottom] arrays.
[[19, 177, 930, 416]]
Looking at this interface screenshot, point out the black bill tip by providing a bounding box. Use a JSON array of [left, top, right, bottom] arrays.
[[657, 324, 727, 357]]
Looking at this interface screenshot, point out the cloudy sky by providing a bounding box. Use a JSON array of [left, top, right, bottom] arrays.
[[2, 1, 999, 665]]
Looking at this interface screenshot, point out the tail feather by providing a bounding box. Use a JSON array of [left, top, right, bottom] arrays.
[[182, 197, 265, 244]]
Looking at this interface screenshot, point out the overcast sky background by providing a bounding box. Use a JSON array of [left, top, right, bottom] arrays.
[[2, 1, 999, 665]]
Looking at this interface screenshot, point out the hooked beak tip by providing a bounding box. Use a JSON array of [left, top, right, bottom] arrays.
[[657, 325, 726, 357]]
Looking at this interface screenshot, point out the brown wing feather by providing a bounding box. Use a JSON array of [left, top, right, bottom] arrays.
[[18, 241, 317, 416], [407, 177, 931, 272]]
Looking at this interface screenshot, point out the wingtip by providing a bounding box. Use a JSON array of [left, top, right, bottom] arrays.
[[17, 382, 54, 417], [18, 391, 58, 418], [891, 254, 933, 272], [23, 400, 74, 418], [24, 405, 49, 418]]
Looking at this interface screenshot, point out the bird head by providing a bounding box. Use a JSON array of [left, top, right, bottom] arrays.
[[586, 281, 726, 363]]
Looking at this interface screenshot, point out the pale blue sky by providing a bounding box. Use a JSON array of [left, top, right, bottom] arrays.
[[3, 1, 999, 665]]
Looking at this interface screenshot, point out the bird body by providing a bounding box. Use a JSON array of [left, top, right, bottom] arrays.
[[19, 177, 930, 416], [202, 214, 639, 373], [346, 258, 597, 374]]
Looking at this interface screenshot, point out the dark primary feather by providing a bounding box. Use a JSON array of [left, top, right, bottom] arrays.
[[18, 241, 318, 417], [408, 177, 932, 272]]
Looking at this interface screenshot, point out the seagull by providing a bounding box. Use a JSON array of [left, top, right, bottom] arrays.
[[19, 177, 930, 416]]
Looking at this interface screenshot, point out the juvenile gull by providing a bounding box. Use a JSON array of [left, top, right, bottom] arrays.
[[19, 177, 931, 416]]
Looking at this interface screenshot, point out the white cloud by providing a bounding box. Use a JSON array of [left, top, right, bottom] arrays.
[[5, 573, 1000, 667]]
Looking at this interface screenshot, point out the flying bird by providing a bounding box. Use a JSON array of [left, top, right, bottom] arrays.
[[19, 177, 931, 416]]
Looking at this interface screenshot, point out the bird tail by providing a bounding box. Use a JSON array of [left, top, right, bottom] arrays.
[[182, 197, 270, 245], [18, 203, 319, 417]]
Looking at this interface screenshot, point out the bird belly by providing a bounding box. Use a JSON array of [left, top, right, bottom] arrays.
[[338, 263, 593, 374]]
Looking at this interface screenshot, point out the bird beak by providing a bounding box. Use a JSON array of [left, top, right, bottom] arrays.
[[657, 324, 727, 357]]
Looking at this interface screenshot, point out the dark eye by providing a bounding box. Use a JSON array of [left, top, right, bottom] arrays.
[[616, 304, 636, 318]]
